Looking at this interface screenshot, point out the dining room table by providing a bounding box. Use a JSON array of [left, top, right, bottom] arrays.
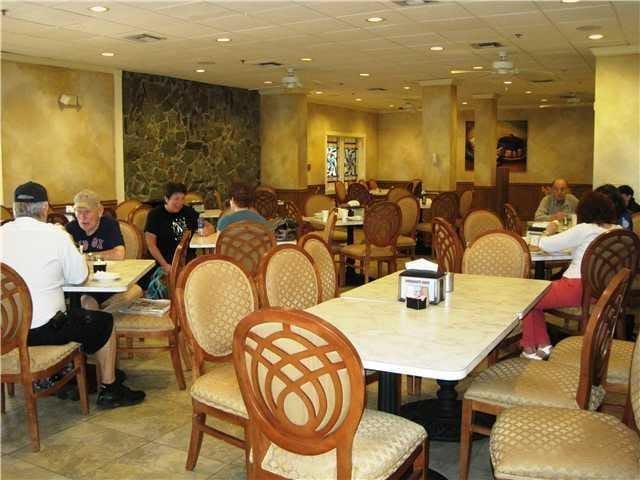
[[189, 231, 296, 254], [369, 188, 389, 197], [199, 208, 222, 220], [302, 215, 363, 244], [306, 271, 550, 449]]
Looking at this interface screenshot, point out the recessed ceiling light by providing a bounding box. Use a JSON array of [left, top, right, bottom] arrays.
[[367, 16, 385, 23], [264, 80, 272, 84], [588, 33, 604, 40], [389, 104, 395, 107], [216, 37, 231, 43], [89, 5, 109, 12], [472, 66, 483, 70], [504, 80, 512, 85], [195, 68, 205, 73], [355, 98, 363, 102], [314, 91, 323, 95], [541, 98, 548, 102], [101, 52, 114, 57], [359, 73, 370, 77], [525, 90, 532, 94], [429, 46, 444, 51], [539, 104, 549, 108], [450, 70, 466, 74], [462, 101, 468, 105], [403, 86, 411, 90], [561, 0, 580, 3], [300, 57, 312, 62]]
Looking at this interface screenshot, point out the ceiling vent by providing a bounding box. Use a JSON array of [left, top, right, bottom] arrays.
[[470, 41, 504, 49], [256, 61, 283, 67], [124, 33, 166, 43], [368, 87, 387, 92]]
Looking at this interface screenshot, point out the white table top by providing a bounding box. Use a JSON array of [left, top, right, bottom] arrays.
[[63, 259, 155, 293], [308, 272, 550, 380], [199, 209, 222, 219], [190, 232, 296, 249], [303, 216, 364, 228], [522, 236, 573, 262], [420, 198, 433, 209]]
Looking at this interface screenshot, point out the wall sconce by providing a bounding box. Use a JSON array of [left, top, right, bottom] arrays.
[[58, 94, 82, 110]]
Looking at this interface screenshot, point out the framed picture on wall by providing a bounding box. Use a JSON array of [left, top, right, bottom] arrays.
[[464, 120, 528, 172], [465, 121, 475, 171]]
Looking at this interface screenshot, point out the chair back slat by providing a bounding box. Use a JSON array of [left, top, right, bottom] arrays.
[[1, 264, 33, 360], [431, 192, 459, 224], [396, 195, 420, 237], [255, 190, 279, 220], [433, 217, 464, 274], [299, 234, 338, 302], [363, 201, 402, 249], [503, 203, 524, 235], [462, 230, 530, 278], [215, 221, 276, 277]]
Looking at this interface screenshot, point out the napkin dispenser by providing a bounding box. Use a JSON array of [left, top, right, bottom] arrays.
[[398, 270, 445, 304]]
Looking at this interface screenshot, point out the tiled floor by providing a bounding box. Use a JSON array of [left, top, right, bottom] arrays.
[[1, 349, 494, 480]]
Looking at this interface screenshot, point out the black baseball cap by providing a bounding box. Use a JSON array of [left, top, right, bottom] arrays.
[[14, 181, 48, 203]]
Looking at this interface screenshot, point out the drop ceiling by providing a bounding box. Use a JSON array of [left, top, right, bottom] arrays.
[[1, 0, 638, 111]]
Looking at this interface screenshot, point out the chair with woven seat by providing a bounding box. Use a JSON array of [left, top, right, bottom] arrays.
[[503, 203, 524, 235], [546, 229, 640, 336], [347, 182, 372, 207], [462, 230, 531, 279], [1, 264, 90, 452], [303, 194, 335, 217], [299, 233, 339, 302], [395, 195, 420, 258], [461, 209, 504, 246], [490, 318, 640, 480], [459, 268, 633, 480], [118, 220, 144, 259], [115, 199, 142, 222], [128, 204, 152, 235], [215, 221, 277, 277], [416, 191, 458, 247], [175, 255, 259, 470], [459, 190, 473, 219], [335, 181, 348, 205], [111, 231, 191, 390], [433, 217, 464, 274], [387, 186, 412, 203], [257, 245, 321, 309], [340, 201, 402, 284], [277, 200, 308, 239], [232, 308, 429, 480], [255, 189, 279, 220]]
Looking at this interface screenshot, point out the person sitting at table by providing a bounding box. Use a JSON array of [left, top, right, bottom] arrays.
[[619, 185, 640, 213], [145, 182, 213, 275], [595, 184, 633, 231], [66, 190, 132, 310], [0, 181, 145, 408], [521, 191, 620, 360], [534, 178, 579, 221], [216, 182, 266, 232]]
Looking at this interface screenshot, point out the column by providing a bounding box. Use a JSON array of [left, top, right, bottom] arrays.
[[420, 80, 458, 192], [260, 93, 308, 189], [592, 47, 640, 193], [472, 94, 498, 187]]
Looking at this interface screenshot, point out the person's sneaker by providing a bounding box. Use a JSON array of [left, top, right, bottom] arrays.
[[115, 368, 127, 384], [96, 383, 145, 409]]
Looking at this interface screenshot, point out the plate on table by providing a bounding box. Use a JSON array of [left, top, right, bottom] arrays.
[[93, 271, 120, 282], [347, 215, 363, 221]]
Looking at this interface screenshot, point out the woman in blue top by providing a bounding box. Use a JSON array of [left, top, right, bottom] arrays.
[[216, 183, 267, 232]]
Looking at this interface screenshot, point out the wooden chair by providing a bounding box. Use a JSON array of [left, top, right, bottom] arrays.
[[461, 209, 504, 246], [102, 206, 117, 219], [118, 220, 144, 259], [409, 179, 422, 196], [299, 233, 339, 302], [546, 229, 640, 336], [335, 181, 348, 204], [184, 192, 204, 205], [175, 255, 259, 470], [367, 179, 379, 190], [115, 199, 142, 222], [458, 190, 473, 219], [396, 195, 420, 258], [303, 194, 335, 217], [46, 212, 69, 226], [128, 204, 152, 234], [278, 200, 308, 239], [255, 185, 277, 195], [490, 335, 640, 480], [257, 245, 321, 309], [1, 205, 14, 222], [433, 217, 464, 274], [111, 232, 191, 390], [503, 203, 524, 235], [232, 308, 429, 480], [1, 264, 89, 451], [213, 190, 224, 210], [340, 201, 402, 284], [416, 191, 459, 246], [387, 186, 412, 203], [255, 189, 279, 220], [215, 221, 277, 277], [458, 268, 632, 480], [347, 182, 372, 206], [462, 230, 531, 279]]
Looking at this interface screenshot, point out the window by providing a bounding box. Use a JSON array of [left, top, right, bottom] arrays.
[[325, 136, 363, 191]]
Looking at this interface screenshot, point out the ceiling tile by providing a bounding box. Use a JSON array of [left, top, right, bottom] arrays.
[[395, 3, 472, 21], [480, 11, 551, 28], [151, 1, 236, 21], [283, 17, 353, 34], [542, 5, 616, 23], [462, 1, 538, 17], [5, 3, 91, 26], [337, 9, 414, 28], [299, 1, 389, 16], [249, 5, 326, 24], [65, 18, 143, 36]]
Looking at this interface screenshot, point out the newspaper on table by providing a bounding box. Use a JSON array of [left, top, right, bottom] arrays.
[[118, 298, 171, 317]]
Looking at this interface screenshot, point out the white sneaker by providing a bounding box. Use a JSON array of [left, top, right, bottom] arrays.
[[538, 345, 553, 356], [521, 351, 545, 361]]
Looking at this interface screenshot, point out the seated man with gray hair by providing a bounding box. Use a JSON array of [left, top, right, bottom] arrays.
[[0, 181, 145, 408], [534, 178, 579, 221]]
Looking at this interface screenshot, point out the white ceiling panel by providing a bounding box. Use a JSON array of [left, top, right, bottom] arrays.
[[150, 1, 236, 21], [480, 11, 551, 28], [542, 4, 617, 23], [299, 1, 389, 17], [4, 2, 91, 26], [462, 1, 538, 17], [396, 3, 472, 22]]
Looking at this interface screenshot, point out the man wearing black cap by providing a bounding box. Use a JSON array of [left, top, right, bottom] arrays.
[[0, 182, 145, 408]]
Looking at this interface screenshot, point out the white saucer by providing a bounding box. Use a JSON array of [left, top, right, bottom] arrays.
[[93, 271, 120, 281]]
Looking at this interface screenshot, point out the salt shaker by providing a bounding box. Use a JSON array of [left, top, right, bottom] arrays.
[[445, 272, 454, 293]]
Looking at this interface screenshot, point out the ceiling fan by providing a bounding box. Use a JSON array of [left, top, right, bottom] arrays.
[[452, 51, 555, 83], [259, 67, 303, 91]]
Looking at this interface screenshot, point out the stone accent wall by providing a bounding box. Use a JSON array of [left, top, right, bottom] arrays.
[[123, 72, 260, 205]]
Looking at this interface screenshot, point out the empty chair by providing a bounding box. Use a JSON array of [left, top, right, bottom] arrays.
[[335, 181, 348, 204], [128, 204, 152, 234], [176, 255, 259, 470], [215, 221, 277, 277], [257, 245, 321, 309], [1, 264, 89, 451], [304, 194, 335, 217], [299, 233, 339, 302], [184, 191, 204, 204], [387, 186, 412, 203], [115, 199, 142, 222], [118, 220, 144, 259], [459, 268, 633, 480], [396, 195, 420, 257], [232, 308, 429, 480], [340, 201, 402, 284], [433, 217, 464, 274], [462, 209, 504, 246], [462, 230, 530, 279], [503, 203, 524, 235], [347, 182, 372, 206], [459, 190, 473, 218], [255, 189, 279, 220], [416, 191, 459, 244]]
